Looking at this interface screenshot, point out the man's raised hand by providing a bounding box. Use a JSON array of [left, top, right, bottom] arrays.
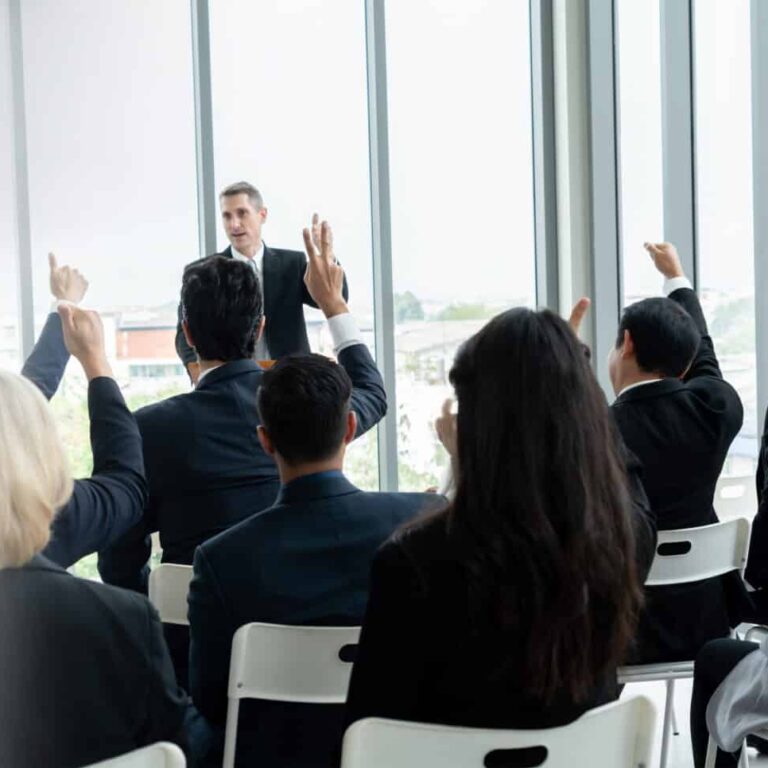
[[302, 214, 347, 318], [644, 241, 684, 280], [57, 304, 112, 381], [49, 252, 89, 304]]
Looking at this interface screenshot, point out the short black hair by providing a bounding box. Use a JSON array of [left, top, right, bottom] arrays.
[[257, 354, 353, 465], [181, 256, 262, 362], [616, 297, 701, 377]]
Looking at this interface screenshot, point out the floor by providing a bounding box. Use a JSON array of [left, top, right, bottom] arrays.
[[623, 679, 768, 767]]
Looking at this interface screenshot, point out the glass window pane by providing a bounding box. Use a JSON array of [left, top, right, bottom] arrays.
[[21, 0, 199, 577], [387, 0, 536, 490], [694, 0, 757, 501], [210, 0, 377, 490], [616, 0, 665, 305], [0, 0, 20, 370]]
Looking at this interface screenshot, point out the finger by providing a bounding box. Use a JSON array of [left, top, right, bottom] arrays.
[[48, 252, 58, 271], [321, 221, 333, 260], [568, 297, 591, 333], [311, 213, 321, 246], [302, 228, 317, 259], [441, 398, 453, 419]]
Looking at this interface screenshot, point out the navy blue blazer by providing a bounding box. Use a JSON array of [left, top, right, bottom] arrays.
[[0, 554, 186, 767], [98, 342, 387, 593], [21, 313, 147, 568], [612, 287, 745, 663], [175, 245, 350, 367], [187, 471, 444, 768]]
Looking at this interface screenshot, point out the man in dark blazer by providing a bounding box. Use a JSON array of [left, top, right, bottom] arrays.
[[609, 242, 744, 663], [187, 352, 442, 768], [175, 181, 348, 383], [20, 255, 147, 569], [99, 219, 386, 689]]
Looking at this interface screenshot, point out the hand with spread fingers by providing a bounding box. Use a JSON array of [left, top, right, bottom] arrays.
[[302, 213, 347, 318], [644, 241, 684, 279], [57, 304, 113, 381], [49, 252, 89, 304]]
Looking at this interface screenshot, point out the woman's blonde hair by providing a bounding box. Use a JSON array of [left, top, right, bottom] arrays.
[[0, 371, 73, 568]]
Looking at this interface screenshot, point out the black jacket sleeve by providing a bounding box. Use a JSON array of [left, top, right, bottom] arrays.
[[746, 408, 768, 588], [622, 441, 657, 581], [337, 343, 388, 437], [21, 312, 70, 400], [42, 377, 148, 568], [345, 541, 427, 727], [138, 600, 189, 752], [668, 287, 723, 381], [188, 546, 234, 725]]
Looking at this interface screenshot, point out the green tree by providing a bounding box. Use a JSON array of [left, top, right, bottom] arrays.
[[394, 291, 425, 323]]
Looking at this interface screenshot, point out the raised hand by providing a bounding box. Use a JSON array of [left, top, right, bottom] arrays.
[[57, 304, 112, 380], [49, 252, 89, 303], [435, 398, 458, 459], [568, 297, 591, 337], [644, 241, 684, 280], [302, 214, 347, 318]]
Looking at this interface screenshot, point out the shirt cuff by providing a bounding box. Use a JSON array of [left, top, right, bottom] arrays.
[[663, 276, 693, 296], [327, 312, 363, 354]]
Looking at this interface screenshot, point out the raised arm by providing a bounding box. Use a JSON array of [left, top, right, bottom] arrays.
[[302, 215, 387, 436], [644, 242, 722, 381], [21, 253, 88, 399], [42, 306, 148, 568]]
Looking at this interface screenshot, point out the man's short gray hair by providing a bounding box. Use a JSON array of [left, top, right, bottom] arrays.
[[219, 181, 264, 210]]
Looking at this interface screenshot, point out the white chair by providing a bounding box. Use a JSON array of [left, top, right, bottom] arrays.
[[148, 564, 193, 625], [704, 734, 753, 768], [618, 517, 752, 768], [223, 622, 360, 768], [84, 742, 185, 767], [340, 695, 656, 768], [714, 475, 756, 520]]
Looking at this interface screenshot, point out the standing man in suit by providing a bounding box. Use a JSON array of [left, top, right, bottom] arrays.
[[176, 181, 348, 384], [609, 242, 744, 663], [187, 351, 442, 768]]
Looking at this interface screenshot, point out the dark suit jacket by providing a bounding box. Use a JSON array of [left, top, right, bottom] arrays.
[[98, 342, 387, 594], [175, 244, 349, 366], [611, 287, 745, 663], [0, 554, 186, 767], [188, 471, 443, 768], [745, 409, 768, 591], [20, 313, 147, 568], [345, 486, 656, 734]]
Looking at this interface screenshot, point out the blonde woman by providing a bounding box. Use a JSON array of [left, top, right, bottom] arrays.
[[0, 308, 186, 767]]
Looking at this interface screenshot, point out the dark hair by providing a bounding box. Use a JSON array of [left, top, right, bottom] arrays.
[[257, 354, 353, 465], [219, 181, 264, 211], [446, 308, 642, 704], [616, 297, 700, 377], [181, 256, 262, 362]]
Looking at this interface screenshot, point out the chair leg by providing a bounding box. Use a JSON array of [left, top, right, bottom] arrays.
[[672, 703, 680, 736], [659, 679, 675, 768], [705, 736, 718, 768]]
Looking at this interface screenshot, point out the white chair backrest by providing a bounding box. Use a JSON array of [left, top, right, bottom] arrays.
[[84, 742, 185, 768], [223, 622, 360, 768], [714, 475, 755, 519], [645, 518, 751, 587], [341, 695, 657, 768], [148, 564, 193, 625]]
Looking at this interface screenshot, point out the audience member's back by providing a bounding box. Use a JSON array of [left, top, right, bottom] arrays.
[[345, 307, 655, 733], [188, 354, 441, 768], [0, 371, 185, 767], [607, 243, 744, 662]]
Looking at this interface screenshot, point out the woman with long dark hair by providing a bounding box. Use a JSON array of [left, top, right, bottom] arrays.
[[345, 307, 655, 729]]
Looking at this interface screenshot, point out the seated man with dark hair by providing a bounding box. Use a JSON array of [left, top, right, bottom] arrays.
[[186, 226, 442, 768], [609, 242, 745, 663], [98, 218, 386, 688]]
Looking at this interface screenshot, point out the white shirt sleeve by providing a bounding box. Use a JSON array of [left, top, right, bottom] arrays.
[[327, 312, 364, 354], [663, 275, 693, 296]]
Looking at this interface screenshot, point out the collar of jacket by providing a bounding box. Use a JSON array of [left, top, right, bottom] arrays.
[[2, 553, 67, 576], [276, 471, 359, 505], [195, 358, 263, 390], [614, 377, 684, 405]]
